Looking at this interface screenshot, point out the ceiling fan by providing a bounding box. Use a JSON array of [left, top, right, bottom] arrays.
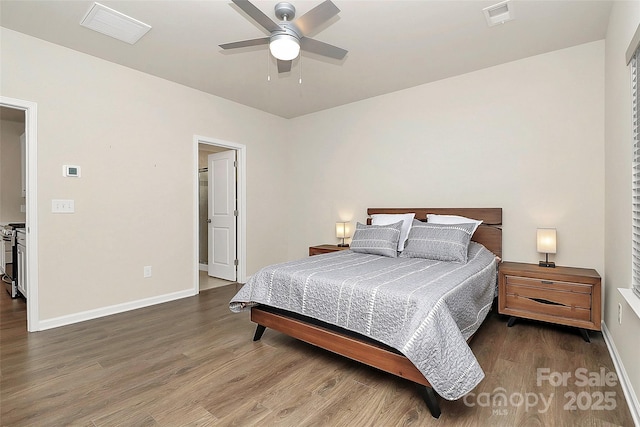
[[219, 0, 348, 73]]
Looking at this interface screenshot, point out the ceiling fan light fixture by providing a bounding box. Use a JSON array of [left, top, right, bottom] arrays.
[[269, 33, 300, 61]]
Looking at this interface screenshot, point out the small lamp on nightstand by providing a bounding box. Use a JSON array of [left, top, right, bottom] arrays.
[[336, 221, 351, 247], [537, 228, 557, 268]]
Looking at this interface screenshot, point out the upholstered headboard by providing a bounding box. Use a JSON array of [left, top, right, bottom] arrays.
[[367, 208, 503, 259]]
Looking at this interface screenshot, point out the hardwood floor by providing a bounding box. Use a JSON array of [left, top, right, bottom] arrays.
[[0, 284, 635, 426]]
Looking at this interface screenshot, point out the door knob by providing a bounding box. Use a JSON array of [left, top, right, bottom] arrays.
[[207, 219, 212, 223]]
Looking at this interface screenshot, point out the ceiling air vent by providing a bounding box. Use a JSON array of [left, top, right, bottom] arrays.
[[483, 1, 514, 27], [80, 2, 151, 45]]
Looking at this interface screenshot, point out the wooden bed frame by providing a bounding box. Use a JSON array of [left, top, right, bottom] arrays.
[[250, 208, 503, 418]]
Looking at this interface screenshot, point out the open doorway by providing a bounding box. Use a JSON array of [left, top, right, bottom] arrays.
[[0, 96, 39, 332], [194, 136, 246, 293], [0, 107, 26, 302]]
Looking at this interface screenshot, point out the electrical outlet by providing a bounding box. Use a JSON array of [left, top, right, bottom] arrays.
[[144, 266, 152, 278], [618, 303, 622, 325]]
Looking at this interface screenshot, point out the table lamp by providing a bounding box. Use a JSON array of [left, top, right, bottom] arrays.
[[537, 228, 557, 268], [336, 222, 351, 247]]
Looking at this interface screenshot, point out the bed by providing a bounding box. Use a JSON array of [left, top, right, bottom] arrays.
[[229, 208, 502, 418]]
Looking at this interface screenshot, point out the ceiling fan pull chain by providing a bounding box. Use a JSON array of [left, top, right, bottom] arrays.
[[299, 54, 302, 84], [267, 48, 271, 81]]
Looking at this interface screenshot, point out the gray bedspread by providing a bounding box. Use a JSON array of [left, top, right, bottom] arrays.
[[229, 242, 496, 400]]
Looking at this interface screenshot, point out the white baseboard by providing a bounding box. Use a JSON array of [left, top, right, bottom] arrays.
[[199, 263, 208, 271], [36, 289, 196, 331], [602, 321, 640, 426]]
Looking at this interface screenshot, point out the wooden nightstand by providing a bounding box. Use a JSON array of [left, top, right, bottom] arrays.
[[309, 245, 350, 256], [498, 261, 601, 342]]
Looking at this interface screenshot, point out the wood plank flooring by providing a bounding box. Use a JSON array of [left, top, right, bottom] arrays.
[[0, 284, 635, 426]]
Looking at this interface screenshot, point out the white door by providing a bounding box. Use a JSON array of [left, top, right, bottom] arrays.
[[208, 150, 237, 281]]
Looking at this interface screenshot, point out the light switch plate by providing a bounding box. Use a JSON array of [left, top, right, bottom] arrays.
[[52, 199, 75, 213]]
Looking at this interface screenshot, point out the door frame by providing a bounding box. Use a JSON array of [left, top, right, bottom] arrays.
[[193, 135, 246, 291], [1, 96, 39, 332]]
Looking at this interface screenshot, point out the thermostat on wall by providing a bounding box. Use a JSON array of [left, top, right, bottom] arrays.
[[63, 165, 81, 177]]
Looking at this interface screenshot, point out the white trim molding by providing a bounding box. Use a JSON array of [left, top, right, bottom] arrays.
[[0, 96, 39, 332], [38, 289, 195, 331], [602, 321, 640, 426], [626, 22, 640, 65], [193, 135, 247, 294]]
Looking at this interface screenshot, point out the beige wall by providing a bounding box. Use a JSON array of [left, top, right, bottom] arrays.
[[1, 28, 290, 320], [288, 41, 605, 278], [0, 118, 26, 223], [604, 0, 640, 415]]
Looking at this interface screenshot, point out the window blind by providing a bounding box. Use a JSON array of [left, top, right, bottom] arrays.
[[633, 51, 640, 286]]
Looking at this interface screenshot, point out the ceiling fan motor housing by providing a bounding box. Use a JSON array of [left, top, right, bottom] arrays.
[[273, 22, 301, 39], [274, 2, 296, 21]]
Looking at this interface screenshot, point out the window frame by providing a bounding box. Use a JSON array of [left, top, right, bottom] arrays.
[[632, 49, 640, 287]]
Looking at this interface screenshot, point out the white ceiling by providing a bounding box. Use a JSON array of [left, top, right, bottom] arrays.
[[0, 0, 613, 119]]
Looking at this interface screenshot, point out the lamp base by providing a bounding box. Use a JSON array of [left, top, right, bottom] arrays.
[[539, 261, 556, 268], [337, 243, 349, 247]]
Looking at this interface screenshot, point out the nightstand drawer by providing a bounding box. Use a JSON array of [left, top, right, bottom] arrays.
[[505, 283, 592, 308], [505, 294, 592, 322], [505, 275, 591, 295], [504, 275, 593, 322]]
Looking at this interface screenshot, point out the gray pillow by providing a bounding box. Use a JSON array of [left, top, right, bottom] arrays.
[[401, 220, 475, 263], [350, 221, 402, 258]]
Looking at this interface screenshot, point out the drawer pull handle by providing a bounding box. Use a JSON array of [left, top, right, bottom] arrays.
[[541, 280, 554, 285], [531, 297, 562, 306]]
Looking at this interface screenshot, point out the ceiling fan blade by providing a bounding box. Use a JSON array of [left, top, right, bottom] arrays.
[[231, 0, 280, 33], [219, 37, 269, 50], [300, 37, 347, 60], [277, 59, 292, 73], [294, 0, 340, 36]]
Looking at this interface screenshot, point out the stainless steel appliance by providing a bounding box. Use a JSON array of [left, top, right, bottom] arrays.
[[1, 226, 16, 297], [16, 229, 26, 297], [1, 227, 12, 275], [1, 223, 25, 298]]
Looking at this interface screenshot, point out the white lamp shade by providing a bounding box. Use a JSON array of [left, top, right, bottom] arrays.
[[269, 34, 300, 61], [537, 228, 557, 254], [336, 222, 352, 239]]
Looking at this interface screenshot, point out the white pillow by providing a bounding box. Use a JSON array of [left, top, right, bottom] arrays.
[[426, 214, 483, 235], [371, 213, 415, 251]]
